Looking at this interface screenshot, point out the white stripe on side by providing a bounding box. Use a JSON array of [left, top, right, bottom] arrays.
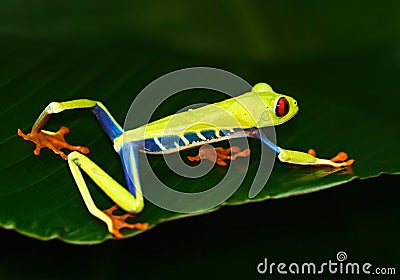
[[154, 137, 167, 151]]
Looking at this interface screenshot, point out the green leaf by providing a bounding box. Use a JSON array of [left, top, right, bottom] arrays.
[[0, 35, 399, 244]]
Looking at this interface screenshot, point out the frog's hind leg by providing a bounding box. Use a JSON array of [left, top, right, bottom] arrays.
[[67, 151, 148, 238], [18, 99, 124, 159], [89, 102, 124, 141]]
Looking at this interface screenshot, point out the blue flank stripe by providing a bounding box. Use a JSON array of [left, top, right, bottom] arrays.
[[92, 104, 123, 141], [143, 128, 249, 153], [183, 132, 201, 143], [219, 130, 231, 137], [144, 135, 182, 152], [178, 138, 186, 146], [200, 130, 217, 139], [144, 138, 162, 152], [159, 135, 181, 149]]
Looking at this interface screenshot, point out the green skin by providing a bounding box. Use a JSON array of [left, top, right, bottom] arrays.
[[117, 83, 298, 144], [18, 82, 353, 238]]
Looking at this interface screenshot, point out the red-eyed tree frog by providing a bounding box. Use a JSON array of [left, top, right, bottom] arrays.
[[18, 83, 354, 238]]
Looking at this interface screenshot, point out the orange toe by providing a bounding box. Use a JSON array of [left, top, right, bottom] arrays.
[[344, 159, 355, 166], [18, 126, 89, 160], [307, 148, 317, 157], [103, 205, 148, 239], [331, 151, 348, 162]]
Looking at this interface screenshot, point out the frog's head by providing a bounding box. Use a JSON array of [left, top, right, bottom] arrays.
[[252, 83, 299, 126]]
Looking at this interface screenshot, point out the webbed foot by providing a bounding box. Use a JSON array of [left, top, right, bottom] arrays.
[[17, 126, 89, 160], [307, 148, 354, 167], [188, 145, 251, 166], [103, 205, 149, 239]]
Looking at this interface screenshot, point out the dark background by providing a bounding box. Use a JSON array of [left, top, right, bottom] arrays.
[[1, 175, 399, 279], [0, 0, 399, 279]]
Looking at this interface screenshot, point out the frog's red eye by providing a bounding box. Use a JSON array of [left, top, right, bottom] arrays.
[[275, 97, 290, 117]]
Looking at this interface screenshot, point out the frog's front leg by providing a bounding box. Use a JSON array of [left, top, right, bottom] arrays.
[[187, 145, 251, 166], [307, 148, 352, 165], [253, 129, 354, 168], [278, 148, 354, 167]]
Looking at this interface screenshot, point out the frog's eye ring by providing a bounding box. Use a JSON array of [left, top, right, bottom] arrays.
[[275, 97, 290, 117]]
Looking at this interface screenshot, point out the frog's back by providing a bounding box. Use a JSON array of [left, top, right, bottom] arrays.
[[126, 92, 260, 138], [120, 91, 264, 153]]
